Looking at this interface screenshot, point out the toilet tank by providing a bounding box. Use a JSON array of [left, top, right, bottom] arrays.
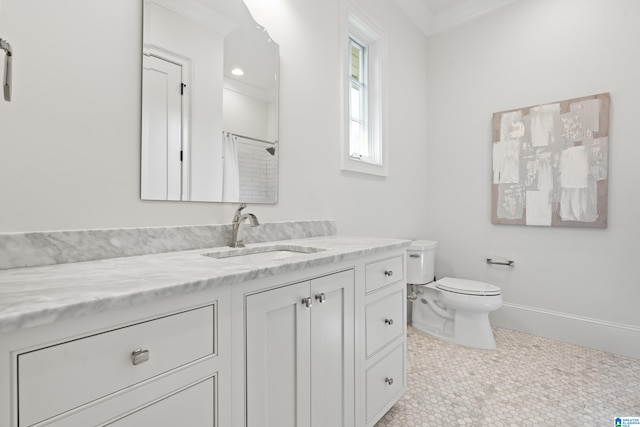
[[407, 240, 438, 285]]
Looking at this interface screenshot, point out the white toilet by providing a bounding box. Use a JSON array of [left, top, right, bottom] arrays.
[[408, 240, 502, 350]]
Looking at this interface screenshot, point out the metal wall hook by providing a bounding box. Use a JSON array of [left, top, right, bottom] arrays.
[[0, 38, 12, 102]]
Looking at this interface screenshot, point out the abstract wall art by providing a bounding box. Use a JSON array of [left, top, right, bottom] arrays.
[[491, 93, 610, 228]]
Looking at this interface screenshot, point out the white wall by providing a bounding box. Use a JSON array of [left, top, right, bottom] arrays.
[[424, 0, 640, 357], [223, 88, 269, 139], [0, 0, 429, 239]]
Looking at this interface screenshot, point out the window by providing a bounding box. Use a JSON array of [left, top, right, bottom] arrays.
[[341, 4, 387, 176], [349, 38, 368, 160]]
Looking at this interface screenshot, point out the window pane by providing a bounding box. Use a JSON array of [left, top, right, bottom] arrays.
[[350, 84, 361, 118], [350, 120, 369, 158], [350, 44, 360, 81], [350, 120, 361, 156], [350, 39, 365, 84], [348, 37, 370, 161]]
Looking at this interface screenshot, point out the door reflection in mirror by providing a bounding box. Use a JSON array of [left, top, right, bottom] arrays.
[[142, 54, 185, 201]]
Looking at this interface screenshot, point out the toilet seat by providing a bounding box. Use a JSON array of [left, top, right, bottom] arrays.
[[436, 277, 501, 296]]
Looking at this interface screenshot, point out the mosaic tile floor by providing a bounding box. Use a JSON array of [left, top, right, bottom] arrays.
[[375, 326, 640, 427]]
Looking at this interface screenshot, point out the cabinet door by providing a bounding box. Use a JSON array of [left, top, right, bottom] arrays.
[[310, 270, 355, 427], [246, 281, 312, 427], [106, 377, 215, 426]]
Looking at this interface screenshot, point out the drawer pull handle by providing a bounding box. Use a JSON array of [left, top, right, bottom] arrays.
[[131, 348, 150, 366], [384, 318, 394, 325], [384, 270, 393, 277], [385, 377, 394, 385], [302, 297, 313, 308], [315, 293, 326, 303]]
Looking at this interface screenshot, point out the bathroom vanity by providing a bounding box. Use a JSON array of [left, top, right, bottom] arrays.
[[0, 222, 410, 427]]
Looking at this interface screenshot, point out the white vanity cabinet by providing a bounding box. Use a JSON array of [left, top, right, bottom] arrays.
[[245, 269, 355, 427], [0, 238, 409, 427], [0, 287, 230, 427], [362, 255, 407, 426], [231, 249, 407, 427], [104, 377, 215, 426]]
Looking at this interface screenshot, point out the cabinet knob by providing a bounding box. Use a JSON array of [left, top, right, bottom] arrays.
[[384, 270, 393, 277], [384, 318, 394, 325], [315, 293, 326, 303], [131, 348, 150, 366], [385, 377, 394, 385], [302, 297, 313, 308]]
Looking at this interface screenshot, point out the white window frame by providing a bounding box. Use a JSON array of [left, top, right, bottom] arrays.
[[340, 2, 388, 176], [348, 38, 368, 161]]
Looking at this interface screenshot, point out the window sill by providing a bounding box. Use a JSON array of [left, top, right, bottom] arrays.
[[341, 157, 388, 177]]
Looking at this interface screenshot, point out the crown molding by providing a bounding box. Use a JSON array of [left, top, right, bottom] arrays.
[[393, 0, 518, 36]]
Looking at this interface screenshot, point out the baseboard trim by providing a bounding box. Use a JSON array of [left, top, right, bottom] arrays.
[[490, 302, 640, 359]]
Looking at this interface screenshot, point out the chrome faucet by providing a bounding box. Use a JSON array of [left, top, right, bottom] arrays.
[[230, 204, 260, 248]]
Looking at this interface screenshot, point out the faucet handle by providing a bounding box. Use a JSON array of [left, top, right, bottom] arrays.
[[232, 203, 247, 222]]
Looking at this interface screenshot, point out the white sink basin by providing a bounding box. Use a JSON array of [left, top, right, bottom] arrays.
[[202, 245, 325, 264]]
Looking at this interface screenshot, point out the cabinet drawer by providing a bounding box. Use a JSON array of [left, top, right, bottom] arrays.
[[18, 305, 215, 427], [365, 343, 405, 423], [365, 290, 404, 357], [365, 256, 404, 293], [106, 377, 215, 426]]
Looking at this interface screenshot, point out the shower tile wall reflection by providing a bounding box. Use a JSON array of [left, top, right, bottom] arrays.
[[237, 138, 278, 203]]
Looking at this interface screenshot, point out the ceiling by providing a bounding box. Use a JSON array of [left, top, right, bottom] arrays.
[[393, 0, 519, 36], [151, 0, 279, 94], [421, 0, 471, 14]]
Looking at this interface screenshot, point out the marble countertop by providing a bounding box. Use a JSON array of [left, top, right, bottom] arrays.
[[0, 236, 410, 334]]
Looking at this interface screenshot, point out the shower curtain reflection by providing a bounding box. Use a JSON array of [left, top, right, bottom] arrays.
[[222, 132, 240, 202], [222, 132, 278, 203]]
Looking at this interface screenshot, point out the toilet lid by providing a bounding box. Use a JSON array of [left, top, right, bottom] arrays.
[[436, 277, 501, 296], [409, 240, 438, 250]]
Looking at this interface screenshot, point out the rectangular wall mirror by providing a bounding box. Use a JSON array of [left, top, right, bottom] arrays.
[[141, 0, 279, 204]]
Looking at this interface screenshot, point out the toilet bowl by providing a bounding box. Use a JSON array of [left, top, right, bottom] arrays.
[[408, 240, 502, 350]]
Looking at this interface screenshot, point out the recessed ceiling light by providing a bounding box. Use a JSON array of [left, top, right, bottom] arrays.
[[231, 68, 244, 76]]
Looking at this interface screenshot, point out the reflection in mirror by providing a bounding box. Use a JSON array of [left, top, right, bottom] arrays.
[[141, 0, 279, 204]]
